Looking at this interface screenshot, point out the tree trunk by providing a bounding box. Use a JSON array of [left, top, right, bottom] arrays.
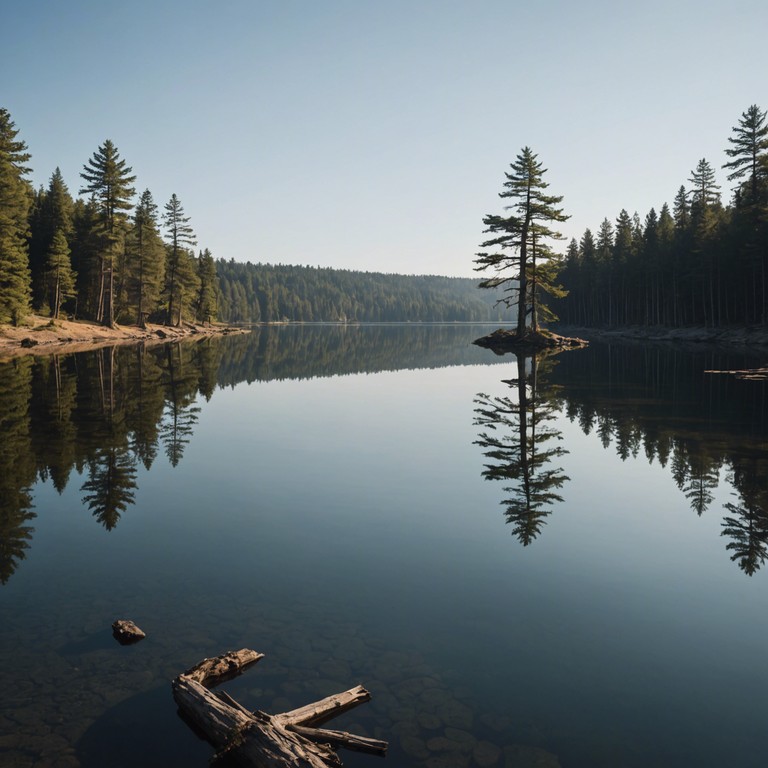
[[172, 649, 387, 767]]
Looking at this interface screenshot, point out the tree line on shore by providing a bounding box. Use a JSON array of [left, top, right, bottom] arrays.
[[556, 104, 768, 328], [473, 104, 768, 334], [0, 108, 218, 328], [10, 100, 765, 333], [0, 106, 514, 330]]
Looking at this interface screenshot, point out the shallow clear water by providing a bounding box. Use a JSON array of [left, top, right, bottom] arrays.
[[1, 325, 767, 767]]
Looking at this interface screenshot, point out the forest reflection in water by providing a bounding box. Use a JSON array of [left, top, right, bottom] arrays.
[[2, 325, 768, 768], [0, 324, 504, 585], [475, 343, 768, 576], [3, 325, 768, 590]]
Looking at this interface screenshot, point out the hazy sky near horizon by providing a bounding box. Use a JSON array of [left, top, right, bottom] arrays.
[[2, 0, 766, 277]]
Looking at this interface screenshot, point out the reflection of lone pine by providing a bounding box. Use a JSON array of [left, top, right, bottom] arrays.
[[474, 147, 570, 346]]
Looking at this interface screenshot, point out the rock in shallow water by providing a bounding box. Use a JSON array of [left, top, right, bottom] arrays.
[[111, 620, 145, 645]]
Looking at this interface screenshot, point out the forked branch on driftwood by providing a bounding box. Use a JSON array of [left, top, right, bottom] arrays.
[[172, 649, 387, 767]]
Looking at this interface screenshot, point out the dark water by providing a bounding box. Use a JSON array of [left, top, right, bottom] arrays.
[[1, 325, 767, 768]]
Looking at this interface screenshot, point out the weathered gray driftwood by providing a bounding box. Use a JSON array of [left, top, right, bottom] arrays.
[[172, 649, 387, 767]]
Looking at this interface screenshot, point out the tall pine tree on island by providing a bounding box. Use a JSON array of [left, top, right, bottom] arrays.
[[79, 140, 136, 327], [0, 108, 33, 325], [474, 147, 568, 335]]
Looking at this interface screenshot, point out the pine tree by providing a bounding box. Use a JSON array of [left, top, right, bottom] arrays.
[[0, 108, 33, 325], [688, 158, 721, 210], [687, 159, 723, 326], [643, 208, 659, 324], [723, 104, 768, 206], [44, 228, 76, 319], [723, 106, 768, 323], [474, 147, 568, 335], [127, 189, 165, 325], [673, 185, 689, 230], [163, 194, 197, 326], [657, 203, 676, 324], [69, 198, 101, 318], [196, 248, 218, 324], [28, 167, 74, 310], [79, 140, 136, 326], [612, 210, 633, 325]]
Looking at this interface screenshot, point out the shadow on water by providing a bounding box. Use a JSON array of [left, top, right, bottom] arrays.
[[58, 629, 116, 656], [75, 686, 211, 768]]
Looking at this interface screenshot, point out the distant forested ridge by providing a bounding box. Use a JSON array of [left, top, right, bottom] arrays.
[[216, 260, 513, 323], [556, 104, 768, 328], [0, 106, 512, 328]]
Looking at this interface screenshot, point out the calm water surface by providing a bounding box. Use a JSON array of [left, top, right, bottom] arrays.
[[1, 325, 767, 768]]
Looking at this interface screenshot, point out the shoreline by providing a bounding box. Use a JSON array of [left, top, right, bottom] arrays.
[[555, 324, 768, 350], [0, 315, 250, 361]]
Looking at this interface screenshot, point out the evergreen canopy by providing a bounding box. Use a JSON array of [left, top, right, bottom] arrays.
[[474, 147, 568, 334]]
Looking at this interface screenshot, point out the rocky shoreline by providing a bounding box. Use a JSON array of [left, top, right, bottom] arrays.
[[473, 328, 589, 354], [0, 315, 249, 360], [555, 324, 768, 349]]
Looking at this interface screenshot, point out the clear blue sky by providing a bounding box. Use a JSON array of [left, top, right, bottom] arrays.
[[2, 0, 765, 277]]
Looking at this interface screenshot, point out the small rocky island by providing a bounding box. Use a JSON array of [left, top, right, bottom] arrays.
[[473, 328, 588, 354]]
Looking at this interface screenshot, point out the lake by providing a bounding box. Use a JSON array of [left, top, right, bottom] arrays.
[[1, 324, 767, 768]]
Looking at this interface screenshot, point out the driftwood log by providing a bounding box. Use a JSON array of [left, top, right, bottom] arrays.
[[172, 649, 387, 767], [705, 367, 768, 381]]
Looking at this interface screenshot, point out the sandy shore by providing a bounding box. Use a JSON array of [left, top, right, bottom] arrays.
[[0, 315, 249, 360]]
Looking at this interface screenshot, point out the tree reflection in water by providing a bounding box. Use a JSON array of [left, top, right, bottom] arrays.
[[721, 458, 768, 575], [474, 351, 569, 546], [0, 325, 501, 583], [0, 357, 36, 584], [3, 329, 768, 582]]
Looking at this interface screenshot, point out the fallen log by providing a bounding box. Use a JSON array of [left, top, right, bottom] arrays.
[[172, 649, 387, 767], [705, 367, 768, 381]]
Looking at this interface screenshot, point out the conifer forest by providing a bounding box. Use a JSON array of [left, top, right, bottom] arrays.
[[2, 104, 767, 330], [556, 104, 768, 328]]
